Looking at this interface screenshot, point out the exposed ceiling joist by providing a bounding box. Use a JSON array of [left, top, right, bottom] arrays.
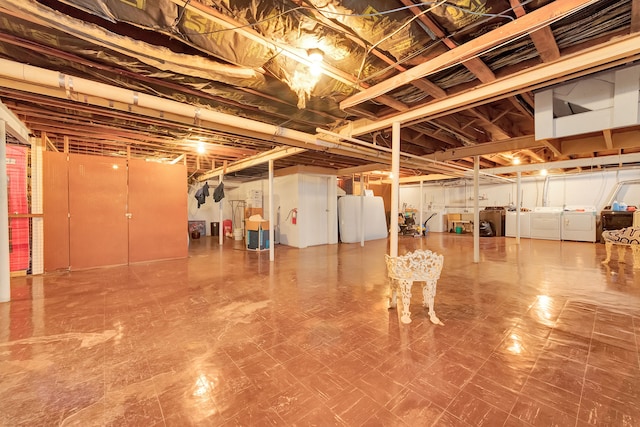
[[347, 32, 640, 136], [430, 135, 538, 161], [510, 0, 561, 62], [340, 0, 599, 110], [480, 152, 640, 174], [541, 139, 564, 158], [198, 146, 307, 180], [337, 163, 389, 175]]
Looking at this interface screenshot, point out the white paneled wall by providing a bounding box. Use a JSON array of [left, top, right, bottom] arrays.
[[400, 168, 640, 218]]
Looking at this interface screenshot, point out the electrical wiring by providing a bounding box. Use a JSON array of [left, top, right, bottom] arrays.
[[173, 1, 518, 37], [353, 0, 543, 85], [167, 0, 540, 94], [355, 0, 447, 82], [359, 0, 600, 92]]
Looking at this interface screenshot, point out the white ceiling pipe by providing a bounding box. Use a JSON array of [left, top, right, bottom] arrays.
[[317, 128, 514, 182], [477, 152, 640, 175], [0, 58, 321, 146], [0, 58, 467, 176]]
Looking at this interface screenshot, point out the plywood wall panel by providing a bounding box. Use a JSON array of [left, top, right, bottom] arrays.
[[128, 159, 187, 263], [43, 151, 69, 271], [68, 154, 128, 270]]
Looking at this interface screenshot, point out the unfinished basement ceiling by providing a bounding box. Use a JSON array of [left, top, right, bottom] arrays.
[[0, 0, 639, 181]]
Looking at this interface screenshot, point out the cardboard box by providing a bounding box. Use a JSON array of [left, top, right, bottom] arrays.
[[446, 214, 461, 232], [245, 207, 263, 218], [246, 220, 269, 231]]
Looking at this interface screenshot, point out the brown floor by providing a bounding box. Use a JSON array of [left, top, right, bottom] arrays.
[[1, 233, 639, 426]]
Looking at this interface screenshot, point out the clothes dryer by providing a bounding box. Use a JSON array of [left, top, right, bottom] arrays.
[[530, 207, 563, 240], [562, 206, 596, 242]]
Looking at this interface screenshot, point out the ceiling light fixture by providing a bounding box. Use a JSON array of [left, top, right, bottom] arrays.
[[512, 157, 521, 165], [307, 48, 324, 77], [197, 141, 206, 154], [307, 48, 324, 63]]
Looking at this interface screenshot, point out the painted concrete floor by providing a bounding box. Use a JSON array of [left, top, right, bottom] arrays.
[[1, 233, 639, 426]]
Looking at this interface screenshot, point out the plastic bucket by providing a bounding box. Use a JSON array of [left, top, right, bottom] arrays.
[[455, 226, 463, 234], [233, 228, 243, 240]]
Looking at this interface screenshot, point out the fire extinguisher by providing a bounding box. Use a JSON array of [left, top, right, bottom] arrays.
[[291, 208, 297, 225]]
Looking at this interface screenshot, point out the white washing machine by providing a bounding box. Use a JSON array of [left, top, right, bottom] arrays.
[[530, 207, 563, 240], [505, 211, 531, 238], [562, 206, 597, 242]]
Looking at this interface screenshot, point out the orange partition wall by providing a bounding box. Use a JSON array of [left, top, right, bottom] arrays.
[[127, 159, 188, 263], [43, 151, 70, 272], [68, 154, 128, 270]]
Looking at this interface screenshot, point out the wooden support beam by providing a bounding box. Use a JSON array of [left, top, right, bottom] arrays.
[[510, 0, 560, 62], [198, 146, 306, 181], [603, 129, 614, 149], [337, 163, 389, 175], [429, 136, 539, 161], [398, 0, 496, 83], [341, 0, 598, 110], [347, 32, 640, 136], [562, 129, 640, 154], [632, 0, 640, 33], [540, 139, 564, 157], [42, 131, 58, 152], [274, 165, 338, 177]]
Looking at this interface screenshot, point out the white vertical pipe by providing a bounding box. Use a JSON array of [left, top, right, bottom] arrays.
[[219, 175, 224, 246], [390, 122, 400, 258], [473, 156, 480, 263], [268, 160, 274, 262], [516, 171, 522, 244], [0, 121, 10, 302], [419, 180, 424, 235], [360, 173, 365, 247]]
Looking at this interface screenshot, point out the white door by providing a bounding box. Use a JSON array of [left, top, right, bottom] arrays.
[[301, 175, 329, 247]]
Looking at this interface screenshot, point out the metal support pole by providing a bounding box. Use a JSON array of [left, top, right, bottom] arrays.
[[419, 180, 424, 235], [390, 122, 400, 258], [0, 121, 10, 302], [219, 175, 224, 246], [516, 171, 522, 244], [360, 173, 365, 247], [473, 156, 480, 263], [269, 160, 274, 262]]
